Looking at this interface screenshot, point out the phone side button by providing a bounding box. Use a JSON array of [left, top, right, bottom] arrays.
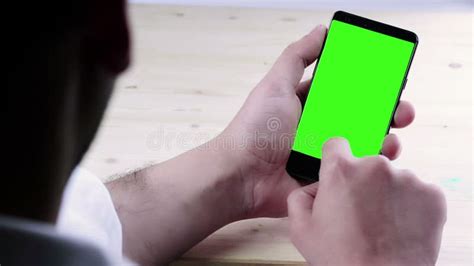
[[402, 78, 408, 90]]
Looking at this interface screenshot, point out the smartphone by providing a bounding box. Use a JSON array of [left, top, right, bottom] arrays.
[[286, 11, 418, 182]]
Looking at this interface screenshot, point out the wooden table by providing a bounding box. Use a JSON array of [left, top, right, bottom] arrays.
[[81, 4, 473, 265]]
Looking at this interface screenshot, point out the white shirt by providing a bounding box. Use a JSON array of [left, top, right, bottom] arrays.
[[56, 168, 134, 265]]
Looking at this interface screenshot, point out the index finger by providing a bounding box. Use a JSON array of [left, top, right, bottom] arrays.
[[322, 137, 353, 161], [263, 25, 327, 91], [319, 138, 354, 183]]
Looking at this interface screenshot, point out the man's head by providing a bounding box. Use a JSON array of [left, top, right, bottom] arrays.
[[5, 0, 130, 222]]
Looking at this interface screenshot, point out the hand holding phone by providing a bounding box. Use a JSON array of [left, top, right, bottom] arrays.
[[286, 11, 418, 182], [212, 20, 414, 218]]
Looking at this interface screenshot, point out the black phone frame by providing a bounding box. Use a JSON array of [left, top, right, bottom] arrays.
[[286, 10, 419, 182]]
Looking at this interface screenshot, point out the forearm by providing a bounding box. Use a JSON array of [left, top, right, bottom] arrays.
[[106, 137, 249, 265]]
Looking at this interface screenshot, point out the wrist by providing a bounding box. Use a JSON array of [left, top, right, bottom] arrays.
[[106, 136, 255, 264], [197, 134, 253, 222]]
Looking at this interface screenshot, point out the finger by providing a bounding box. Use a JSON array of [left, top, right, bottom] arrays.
[[392, 100, 415, 128], [287, 182, 319, 222], [381, 133, 401, 160], [296, 79, 312, 105], [301, 182, 319, 197], [322, 137, 353, 162], [263, 25, 327, 91]]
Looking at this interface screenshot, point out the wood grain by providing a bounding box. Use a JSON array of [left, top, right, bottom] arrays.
[[80, 4, 473, 265]]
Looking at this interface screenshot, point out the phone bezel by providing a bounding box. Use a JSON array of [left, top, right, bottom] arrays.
[[286, 10, 419, 183]]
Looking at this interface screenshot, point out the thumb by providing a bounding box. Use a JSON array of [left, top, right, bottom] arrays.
[[287, 182, 319, 227], [263, 25, 327, 92]]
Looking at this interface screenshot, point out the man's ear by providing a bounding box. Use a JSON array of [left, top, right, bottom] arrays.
[[85, 0, 130, 74]]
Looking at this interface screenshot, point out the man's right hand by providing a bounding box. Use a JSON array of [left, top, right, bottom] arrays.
[[287, 138, 447, 266]]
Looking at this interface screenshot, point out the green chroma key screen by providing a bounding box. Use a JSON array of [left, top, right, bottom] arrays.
[[292, 20, 415, 158]]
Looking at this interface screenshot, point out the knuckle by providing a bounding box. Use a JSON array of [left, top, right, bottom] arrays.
[[375, 156, 391, 172], [324, 154, 353, 181], [287, 189, 302, 206], [397, 169, 424, 189], [401, 175, 448, 225], [373, 154, 391, 167], [284, 42, 299, 55], [424, 184, 448, 223], [397, 169, 419, 185], [367, 155, 393, 178], [352, 155, 394, 185], [259, 79, 291, 98], [282, 42, 305, 66], [333, 155, 353, 174]]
